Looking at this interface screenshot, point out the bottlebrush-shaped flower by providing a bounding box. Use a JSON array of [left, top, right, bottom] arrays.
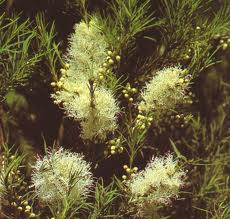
[[127, 154, 185, 215], [31, 148, 93, 205], [52, 80, 119, 140], [138, 66, 190, 120], [65, 17, 108, 81], [51, 17, 120, 140]]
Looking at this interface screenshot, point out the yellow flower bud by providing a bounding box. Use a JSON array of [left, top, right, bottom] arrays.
[[140, 124, 146, 129], [148, 117, 153, 122], [108, 59, 114, 65], [184, 55, 190, 60], [222, 43, 228, 50], [107, 51, 113, 56], [122, 175, 127, 180], [119, 147, 124, 153], [131, 88, 137, 93], [30, 213, 36, 218], [123, 165, 128, 169], [17, 206, 23, 211], [137, 114, 144, 119], [111, 146, 116, 150], [25, 205, 31, 210], [110, 140, 116, 144], [129, 98, 133, 102], [219, 39, 224, 44], [116, 55, 121, 62], [133, 167, 138, 172], [124, 93, 129, 98], [99, 75, 104, 80], [12, 202, 17, 206], [111, 150, 116, 155], [131, 173, 136, 177], [23, 201, 28, 205], [50, 82, 56, 87]]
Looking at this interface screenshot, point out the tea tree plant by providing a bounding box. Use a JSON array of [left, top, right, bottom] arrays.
[[0, 0, 229, 218]]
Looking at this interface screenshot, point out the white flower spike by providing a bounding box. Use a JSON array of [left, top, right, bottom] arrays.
[[31, 148, 93, 205]]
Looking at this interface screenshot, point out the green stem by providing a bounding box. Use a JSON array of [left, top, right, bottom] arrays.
[[0, 104, 6, 149], [81, 0, 89, 25], [88, 79, 96, 109]]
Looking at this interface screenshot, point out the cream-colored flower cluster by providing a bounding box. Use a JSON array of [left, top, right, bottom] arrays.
[[138, 66, 190, 121], [31, 148, 93, 205], [53, 80, 119, 140], [127, 154, 185, 214], [65, 18, 108, 81], [51, 17, 120, 140]]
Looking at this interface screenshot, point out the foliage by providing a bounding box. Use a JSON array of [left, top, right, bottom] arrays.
[[0, 144, 37, 218], [150, 0, 230, 76], [97, 0, 160, 52], [170, 116, 230, 219], [89, 179, 120, 218], [0, 8, 45, 102]]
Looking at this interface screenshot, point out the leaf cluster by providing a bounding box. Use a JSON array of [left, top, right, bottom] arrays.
[[171, 116, 230, 219], [0, 11, 41, 102], [88, 179, 120, 219], [97, 0, 159, 52], [153, 0, 230, 76]]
